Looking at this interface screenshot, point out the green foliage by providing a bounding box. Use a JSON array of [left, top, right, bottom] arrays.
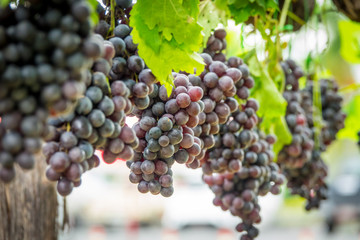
[[0, 0, 10, 7], [227, 0, 278, 24], [130, 0, 205, 95], [244, 50, 292, 158], [87, 0, 100, 26], [224, 24, 244, 58], [339, 20, 360, 64], [337, 94, 360, 141], [198, 0, 229, 46]]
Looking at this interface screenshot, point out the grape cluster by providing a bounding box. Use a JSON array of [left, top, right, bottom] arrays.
[[108, 26, 156, 112], [188, 53, 245, 168], [281, 73, 345, 210], [0, 0, 100, 116], [95, 3, 159, 114], [301, 79, 346, 146], [43, 35, 138, 196], [0, 0, 101, 182], [203, 29, 227, 62], [284, 150, 328, 210], [189, 30, 256, 170], [201, 99, 260, 175], [287, 78, 345, 210], [198, 29, 285, 240], [127, 74, 205, 197], [203, 28, 255, 101], [203, 132, 284, 240], [0, 110, 47, 182], [277, 60, 314, 168], [43, 128, 100, 196]]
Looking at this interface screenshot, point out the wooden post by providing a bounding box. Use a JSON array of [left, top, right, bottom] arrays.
[[0, 155, 59, 240]]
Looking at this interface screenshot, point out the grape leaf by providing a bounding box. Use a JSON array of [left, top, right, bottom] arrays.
[[338, 20, 360, 64], [337, 94, 360, 141], [130, 0, 205, 95], [246, 51, 292, 158], [134, 0, 203, 52], [229, 3, 265, 23], [227, 0, 279, 24], [198, 0, 229, 46]]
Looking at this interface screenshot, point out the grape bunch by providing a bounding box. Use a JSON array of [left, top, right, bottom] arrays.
[[283, 77, 345, 210], [277, 60, 314, 169], [127, 74, 205, 197], [198, 29, 285, 240], [203, 132, 284, 240], [301, 79, 346, 146], [284, 150, 328, 210], [0, 0, 101, 116], [42, 128, 100, 196], [203, 29, 254, 101], [95, 4, 159, 113], [0, 0, 102, 182], [189, 53, 245, 168], [107, 25, 154, 112], [188, 32, 255, 169], [201, 99, 260, 175], [42, 35, 138, 196], [203, 29, 227, 62], [0, 110, 47, 182]]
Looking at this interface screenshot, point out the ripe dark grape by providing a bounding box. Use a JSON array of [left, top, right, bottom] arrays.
[[0, 0, 111, 183], [203, 131, 283, 240], [128, 73, 206, 197], [279, 60, 345, 211]]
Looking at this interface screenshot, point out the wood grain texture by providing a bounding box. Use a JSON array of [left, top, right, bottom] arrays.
[[0, 155, 58, 240]]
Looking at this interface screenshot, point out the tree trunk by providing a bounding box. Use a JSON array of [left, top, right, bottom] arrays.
[[0, 155, 59, 240]]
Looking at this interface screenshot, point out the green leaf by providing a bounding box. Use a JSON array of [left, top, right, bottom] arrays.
[[198, 0, 229, 46], [266, 0, 278, 10], [228, 2, 267, 23], [133, 0, 203, 52], [224, 24, 244, 57], [246, 52, 292, 158], [0, 0, 10, 7], [85, 0, 100, 26], [338, 20, 360, 64], [130, 1, 205, 95], [337, 94, 360, 141], [215, 0, 231, 11], [257, 0, 266, 8], [230, 0, 249, 8], [225, 0, 278, 24]]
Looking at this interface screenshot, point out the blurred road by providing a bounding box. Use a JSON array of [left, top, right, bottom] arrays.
[[60, 222, 360, 240]]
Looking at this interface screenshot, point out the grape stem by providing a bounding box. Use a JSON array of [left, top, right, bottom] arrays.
[[279, 0, 291, 30], [312, 78, 323, 150], [108, 0, 116, 37]]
